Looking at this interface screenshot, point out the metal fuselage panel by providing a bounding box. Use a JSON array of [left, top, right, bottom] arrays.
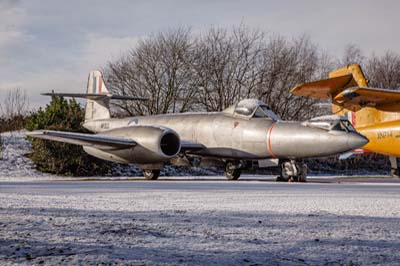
[[84, 113, 273, 159]]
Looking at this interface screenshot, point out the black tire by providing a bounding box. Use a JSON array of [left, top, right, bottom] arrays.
[[297, 164, 308, 182], [224, 162, 241, 180], [143, 169, 160, 180], [391, 168, 400, 178], [276, 175, 290, 182]]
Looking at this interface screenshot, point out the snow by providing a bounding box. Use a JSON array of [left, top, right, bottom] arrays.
[[0, 181, 399, 265], [1, 131, 400, 265], [0, 131, 56, 181]]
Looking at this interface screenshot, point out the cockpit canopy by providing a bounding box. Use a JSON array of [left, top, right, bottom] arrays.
[[302, 115, 356, 132], [224, 99, 280, 121]]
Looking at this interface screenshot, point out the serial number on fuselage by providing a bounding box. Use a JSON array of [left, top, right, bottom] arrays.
[[377, 131, 394, 139], [100, 123, 110, 129]]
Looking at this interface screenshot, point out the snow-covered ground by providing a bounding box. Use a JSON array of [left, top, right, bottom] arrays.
[[0, 180, 399, 266], [1, 131, 400, 265], [0, 131, 57, 181]]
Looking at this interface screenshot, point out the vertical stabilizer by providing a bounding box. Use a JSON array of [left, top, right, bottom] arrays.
[[85, 70, 111, 121], [329, 65, 374, 128]]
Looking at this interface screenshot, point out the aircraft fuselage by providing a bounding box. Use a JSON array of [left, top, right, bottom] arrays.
[[83, 112, 366, 161]]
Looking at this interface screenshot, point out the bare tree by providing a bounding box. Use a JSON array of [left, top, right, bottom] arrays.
[[104, 27, 332, 120], [192, 26, 265, 111], [105, 28, 196, 115], [0, 88, 29, 132], [0, 88, 29, 119], [0, 88, 29, 159], [255, 35, 322, 120], [366, 51, 400, 89], [340, 44, 365, 66]]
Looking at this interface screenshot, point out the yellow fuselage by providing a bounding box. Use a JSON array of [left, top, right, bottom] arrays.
[[333, 105, 400, 157]]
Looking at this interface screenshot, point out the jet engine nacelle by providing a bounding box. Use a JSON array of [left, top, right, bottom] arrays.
[[83, 126, 181, 164]]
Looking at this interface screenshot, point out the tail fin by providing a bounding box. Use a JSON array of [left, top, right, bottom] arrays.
[[41, 70, 148, 122], [291, 64, 383, 128], [328, 65, 367, 127], [85, 70, 111, 121], [328, 64, 368, 87], [291, 64, 368, 101]]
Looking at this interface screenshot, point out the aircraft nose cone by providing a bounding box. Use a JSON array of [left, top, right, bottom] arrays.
[[347, 133, 369, 150]]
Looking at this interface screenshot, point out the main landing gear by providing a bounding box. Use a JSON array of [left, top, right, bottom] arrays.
[[224, 161, 242, 180], [389, 156, 400, 178], [140, 163, 163, 180], [142, 169, 160, 180], [277, 160, 307, 182]]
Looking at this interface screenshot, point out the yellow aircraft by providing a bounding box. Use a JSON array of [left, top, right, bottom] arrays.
[[291, 64, 400, 176]]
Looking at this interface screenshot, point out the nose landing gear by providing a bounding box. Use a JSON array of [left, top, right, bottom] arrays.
[[389, 156, 400, 178], [277, 160, 307, 182]]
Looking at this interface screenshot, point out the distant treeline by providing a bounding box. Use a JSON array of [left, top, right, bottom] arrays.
[[0, 89, 28, 133], [103, 25, 400, 121]]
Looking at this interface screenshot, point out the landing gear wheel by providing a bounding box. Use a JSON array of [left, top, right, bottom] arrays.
[[278, 160, 307, 183], [276, 175, 290, 182], [389, 157, 400, 178], [143, 169, 160, 180], [224, 162, 241, 180], [391, 169, 400, 178], [296, 164, 308, 182]]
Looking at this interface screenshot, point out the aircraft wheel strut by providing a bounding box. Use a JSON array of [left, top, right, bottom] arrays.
[[277, 160, 307, 182], [389, 157, 400, 178], [225, 162, 241, 180], [143, 169, 160, 180]]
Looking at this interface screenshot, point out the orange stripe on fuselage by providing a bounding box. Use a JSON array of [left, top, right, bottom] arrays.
[[267, 122, 277, 158]]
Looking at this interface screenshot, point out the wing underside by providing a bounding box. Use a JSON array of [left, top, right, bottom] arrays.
[[27, 130, 137, 150], [334, 87, 400, 112], [28, 130, 206, 153], [291, 74, 355, 99], [180, 140, 205, 152]]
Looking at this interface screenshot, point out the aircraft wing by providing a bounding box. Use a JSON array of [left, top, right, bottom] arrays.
[[180, 140, 206, 152], [27, 130, 137, 149], [291, 74, 356, 99], [28, 130, 205, 152], [333, 87, 400, 112]]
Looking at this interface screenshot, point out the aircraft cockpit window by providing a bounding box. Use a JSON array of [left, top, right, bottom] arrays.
[[304, 116, 355, 132], [233, 99, 279, 121], [259, 105, 279, 120], [342, 120, 356, 132], [234, 106, 254, 116], [305, 121, 334, 131], [253, 107, 267, 118], [332, 120, 356, 133], [253, 106, 279, 121]]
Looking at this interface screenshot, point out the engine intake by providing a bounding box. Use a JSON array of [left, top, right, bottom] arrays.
[[85, 125, 181, 164], [160, 132, 180, 156]]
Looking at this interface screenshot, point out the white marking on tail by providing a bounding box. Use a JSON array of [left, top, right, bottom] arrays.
[[87, 70, 109, 95], [85, 70, 111, 121]]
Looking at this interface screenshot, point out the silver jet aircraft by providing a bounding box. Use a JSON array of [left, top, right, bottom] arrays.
[[28, 71, 368, 181]]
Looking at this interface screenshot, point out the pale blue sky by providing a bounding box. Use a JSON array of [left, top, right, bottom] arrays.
[[1, 0, 399, 108]]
